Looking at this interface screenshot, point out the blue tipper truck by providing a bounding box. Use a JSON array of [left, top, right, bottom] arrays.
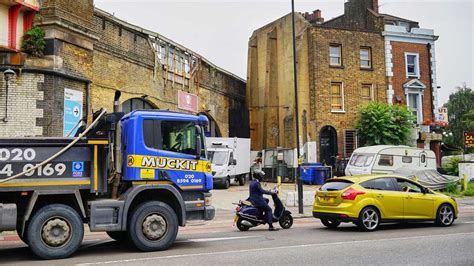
[[0, 97, 215, 259]]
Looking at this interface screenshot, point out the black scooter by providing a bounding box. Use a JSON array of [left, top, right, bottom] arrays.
[[233, 193, 293, 231]]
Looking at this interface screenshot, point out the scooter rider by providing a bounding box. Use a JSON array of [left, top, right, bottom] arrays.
[[249, 170, 279, 231]]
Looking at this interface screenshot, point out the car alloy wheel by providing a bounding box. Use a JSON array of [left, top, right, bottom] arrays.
[[359, 207, 379, 231], [437, 204, 454, 226]]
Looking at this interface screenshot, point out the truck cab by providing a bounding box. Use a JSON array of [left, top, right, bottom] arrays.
[[121, 110, 213, 191]]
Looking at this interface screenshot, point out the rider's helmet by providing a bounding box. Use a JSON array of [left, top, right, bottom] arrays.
[[253, 169, 265, 181]]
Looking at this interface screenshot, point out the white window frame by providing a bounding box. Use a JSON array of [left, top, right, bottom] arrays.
[[360, 47, 372, 69], [330, 82, 345, 113], [405, 52, 420, 78], [329, 44, 342, 66], [405, 89, 423, 124]]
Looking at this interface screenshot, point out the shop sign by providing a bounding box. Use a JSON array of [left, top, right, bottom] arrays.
[[178, 90, 198, 112]]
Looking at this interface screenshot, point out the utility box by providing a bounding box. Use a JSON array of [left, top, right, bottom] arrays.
[[459, 161, 474, 181]]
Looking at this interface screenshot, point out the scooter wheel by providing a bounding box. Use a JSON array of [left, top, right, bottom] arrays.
[[236, 217, 250, 231], [279, 214, 293, 229]]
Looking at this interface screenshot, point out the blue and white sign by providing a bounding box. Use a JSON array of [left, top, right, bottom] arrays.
[[63, 88, 83, 137], [72, 161, 84, 177]]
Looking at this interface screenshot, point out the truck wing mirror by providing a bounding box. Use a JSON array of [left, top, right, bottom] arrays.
[[233, 159, 237, 165], [195, 125, 202, 160]]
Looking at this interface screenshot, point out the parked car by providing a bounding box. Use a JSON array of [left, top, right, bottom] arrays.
[[345, 145, 437, 176], [313, 174, 458, 231]]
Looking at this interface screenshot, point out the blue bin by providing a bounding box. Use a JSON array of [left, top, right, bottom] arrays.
[[313, 167, 327, 185], [300, 163, 323, 184]]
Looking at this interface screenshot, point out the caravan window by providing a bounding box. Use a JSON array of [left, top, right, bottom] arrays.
[[402, 156, 412, 163], [349, 154, 374, 167], [421, 154, 426, 163], [378, 155, 393, 166]]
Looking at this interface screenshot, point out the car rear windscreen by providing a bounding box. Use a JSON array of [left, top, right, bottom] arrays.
[[320, 180, 353, 191]]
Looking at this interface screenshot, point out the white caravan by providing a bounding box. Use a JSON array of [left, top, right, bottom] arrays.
[[206, 137, 251, 189], [345, 145, 437, 176]]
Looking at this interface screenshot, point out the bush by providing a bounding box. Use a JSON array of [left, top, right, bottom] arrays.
[[21, 25, 46, 57], [444, 157, 461, 176], [444, 182, 459, 194], [355, 102, 415, 146]]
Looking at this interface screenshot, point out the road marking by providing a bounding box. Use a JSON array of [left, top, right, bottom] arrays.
[[462, 221, 474, 224], [76, 232, 474, 265], [176, 236, 258, 243]]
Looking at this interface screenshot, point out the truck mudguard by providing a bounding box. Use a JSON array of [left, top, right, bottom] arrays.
[[119, 183, 187, 229]]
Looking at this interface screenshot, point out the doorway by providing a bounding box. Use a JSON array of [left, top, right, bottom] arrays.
[[319, 125, 338, 166]]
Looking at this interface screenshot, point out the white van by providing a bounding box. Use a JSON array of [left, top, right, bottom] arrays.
[[345, 145, 437, 176], [206, 137, 251, 189]]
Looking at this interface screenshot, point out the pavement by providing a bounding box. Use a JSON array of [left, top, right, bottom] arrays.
[[210, 182, 320, 219]]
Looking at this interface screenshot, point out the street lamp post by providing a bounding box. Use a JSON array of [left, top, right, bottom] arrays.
[[3, 69, 15, 122], [291, 0, 304, 214]]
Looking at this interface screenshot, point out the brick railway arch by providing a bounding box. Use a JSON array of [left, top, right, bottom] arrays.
[[121, 97, 157, 113], [199, 112, 222, 137], [319, 125, 338, 166]]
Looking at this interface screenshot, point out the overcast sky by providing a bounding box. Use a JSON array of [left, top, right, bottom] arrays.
[[95, 0, 473, 106]]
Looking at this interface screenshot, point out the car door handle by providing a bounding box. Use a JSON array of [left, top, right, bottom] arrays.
[[376, 194, 384, 198]]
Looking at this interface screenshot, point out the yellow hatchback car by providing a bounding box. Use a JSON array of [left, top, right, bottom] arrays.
[[313, 174, 458, 231]]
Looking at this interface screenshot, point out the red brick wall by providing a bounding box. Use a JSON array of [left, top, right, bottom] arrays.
[[390, 41, 433, 121]]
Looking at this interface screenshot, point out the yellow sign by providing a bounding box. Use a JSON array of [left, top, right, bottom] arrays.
[[140, 169, 155, 179], [127, 155, 211, 173]]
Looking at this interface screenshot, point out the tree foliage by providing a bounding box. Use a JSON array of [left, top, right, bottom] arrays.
[[355, 101, 415, 146], [21, 25, 46, 57], [445, 84, 474, 148]]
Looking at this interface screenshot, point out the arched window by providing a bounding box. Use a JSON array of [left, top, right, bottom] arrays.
[[200, 113, 221, 137], [122, 98, 155, 113]]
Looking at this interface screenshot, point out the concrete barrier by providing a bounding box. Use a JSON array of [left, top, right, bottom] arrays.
[[285, 191, 315, 207]]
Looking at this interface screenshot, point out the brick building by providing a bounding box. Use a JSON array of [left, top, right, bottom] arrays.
[[0, 0, 248, 138], [247, 0, 439, 164], [247, 0, 387, 164]]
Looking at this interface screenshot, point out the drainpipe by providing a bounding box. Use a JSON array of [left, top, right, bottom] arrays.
[[427, 43, 435, 121]]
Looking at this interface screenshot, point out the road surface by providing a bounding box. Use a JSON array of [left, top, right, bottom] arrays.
[[1, 215, 473, 265]]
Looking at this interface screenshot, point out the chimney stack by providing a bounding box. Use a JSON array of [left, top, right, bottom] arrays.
[[372, 0, 379, 13], [304, 9, 324, 25]]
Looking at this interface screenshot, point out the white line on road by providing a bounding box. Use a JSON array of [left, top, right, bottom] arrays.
[[176, 236, 259, 243], [462, 221, 474, 224], [76, 232, 474, 265]]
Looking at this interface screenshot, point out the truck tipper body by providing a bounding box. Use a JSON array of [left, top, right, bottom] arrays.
[[0, 107, 215, 259]]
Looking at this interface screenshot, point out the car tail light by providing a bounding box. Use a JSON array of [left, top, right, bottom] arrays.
[[235, 206, 241, 212], [341, 188, 365, 200]]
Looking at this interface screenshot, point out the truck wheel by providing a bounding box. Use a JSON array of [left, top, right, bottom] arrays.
[[106, 231, 129, 242], [26, 204, 84, 260], [238, 175, 246, 186], [224, 177, 230, 189], [128, 201, 178, 252], [224, 178, 231, 189]]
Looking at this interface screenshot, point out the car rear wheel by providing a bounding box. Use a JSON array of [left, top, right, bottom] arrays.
[[357, 207, 380, 232], [321, 219, 341, 229], [435, 204, 455, 226]]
